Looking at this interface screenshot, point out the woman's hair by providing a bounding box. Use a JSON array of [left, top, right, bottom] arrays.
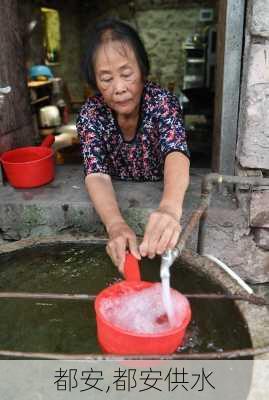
[[83, 18, 150, 91]]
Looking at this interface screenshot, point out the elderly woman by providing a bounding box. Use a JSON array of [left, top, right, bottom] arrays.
[[77, 19, 190, 273]]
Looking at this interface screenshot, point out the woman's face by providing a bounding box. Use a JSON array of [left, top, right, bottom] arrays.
[[94, 40, 144, 117]]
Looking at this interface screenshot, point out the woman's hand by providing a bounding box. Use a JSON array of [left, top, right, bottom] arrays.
[[106, 221, 141, 273], [139, 152, 189, 259], [84, 174, 140, 273], [139, 207, 182, 259]]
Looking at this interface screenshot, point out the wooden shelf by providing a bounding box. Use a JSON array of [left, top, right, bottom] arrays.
[[30, 95, 50, 105], [28, 80, 53, 88]]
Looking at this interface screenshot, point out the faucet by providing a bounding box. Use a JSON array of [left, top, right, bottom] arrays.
[[160, 248, 180, 281]]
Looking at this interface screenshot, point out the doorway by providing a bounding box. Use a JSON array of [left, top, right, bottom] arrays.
[[0, 0, 246, 174]]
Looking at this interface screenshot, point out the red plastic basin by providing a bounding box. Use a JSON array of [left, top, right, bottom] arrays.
[[95, 254, 191, 355]]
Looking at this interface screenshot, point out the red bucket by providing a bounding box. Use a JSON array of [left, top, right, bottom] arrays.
[[95, 254, 191, 355], [0, 135, 55, 188]]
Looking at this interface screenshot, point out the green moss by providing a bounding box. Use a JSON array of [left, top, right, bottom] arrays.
[[23, 205, 45, 226]]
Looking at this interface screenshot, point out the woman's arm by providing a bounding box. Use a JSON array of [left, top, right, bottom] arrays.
[[85, 173, 141, 271], [139, 152, 190, 258], [159, 151, 190, 219], [85, 173, 124, 229]]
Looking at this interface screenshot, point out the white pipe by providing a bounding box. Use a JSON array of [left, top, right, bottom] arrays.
[[203, 254, 253, 294]]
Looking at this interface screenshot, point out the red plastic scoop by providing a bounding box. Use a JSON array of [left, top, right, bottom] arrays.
[[0, 135, 55, 188], [124, 253, 141, 281]]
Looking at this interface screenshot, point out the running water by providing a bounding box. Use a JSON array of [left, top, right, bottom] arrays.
[[161, 275, 177, 328], [160, 250, 177, 328]]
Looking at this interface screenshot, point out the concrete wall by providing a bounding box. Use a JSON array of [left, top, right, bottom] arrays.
[[236, 0, 269, 269], [237, 0, 269, 171], [136, 8, 209, 88], [80, 0, 217, 90]]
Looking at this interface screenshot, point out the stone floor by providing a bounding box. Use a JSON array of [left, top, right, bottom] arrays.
[[0, 163, 268, 303]]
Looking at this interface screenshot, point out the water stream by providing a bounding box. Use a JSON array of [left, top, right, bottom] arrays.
[[161, 276, 176, 327]]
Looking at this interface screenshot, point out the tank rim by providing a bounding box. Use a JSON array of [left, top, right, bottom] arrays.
[[0, 234, 268, 359]]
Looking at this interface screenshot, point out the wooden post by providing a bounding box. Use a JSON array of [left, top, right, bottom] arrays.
[[0, 0, 34, 150], [212, 0, 246, 174]]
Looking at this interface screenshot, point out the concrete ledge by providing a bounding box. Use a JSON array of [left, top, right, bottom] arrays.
[[0, 164, 202, 242], [0, 165, 156, 240], [1, 165, 269, 285]]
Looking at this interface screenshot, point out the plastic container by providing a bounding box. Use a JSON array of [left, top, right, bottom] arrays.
[[94, 254, 191, 355], [0, 135, 55, 188], [39, 105, 61, 128], [29, 65, 53, 80]]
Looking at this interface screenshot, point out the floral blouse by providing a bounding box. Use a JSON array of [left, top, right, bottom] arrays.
[[76, 81, 189, 181]]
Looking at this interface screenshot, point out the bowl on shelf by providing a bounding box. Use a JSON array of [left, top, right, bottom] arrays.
[[29, 65, 53, 81]]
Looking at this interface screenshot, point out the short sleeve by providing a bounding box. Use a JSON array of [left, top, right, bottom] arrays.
[[76, 102, 109, 176], [158, 94, 190, 160]]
